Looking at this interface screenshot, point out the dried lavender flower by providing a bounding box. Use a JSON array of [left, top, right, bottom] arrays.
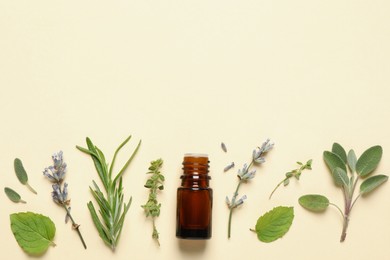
[[43, 151, 86, 249], [221, 142, 227, 152], [224, 162, 235, 172]]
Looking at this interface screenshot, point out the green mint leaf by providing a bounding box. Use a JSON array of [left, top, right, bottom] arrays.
[[323, 151, 347, 179], [299, 194, 329, 212], [356, 146, 382, 177], [4, 187, 26, 203], [10, 212, 56, 255], [347, 149, 357, 173], [253, 206, 294, 243], [360, 175, 388, 195], [332, 143, 347, 164], [332, 167, 349, 187]]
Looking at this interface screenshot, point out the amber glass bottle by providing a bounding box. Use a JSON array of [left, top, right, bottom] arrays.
[[176, 154, 213, 239]]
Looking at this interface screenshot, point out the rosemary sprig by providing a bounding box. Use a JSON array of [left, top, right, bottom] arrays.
[[43, 151, 87, 249], [76, 135, 141, 251], [269, 159, 312, 199], [141, 159, 164, 246], [225, 139, 274, 239]]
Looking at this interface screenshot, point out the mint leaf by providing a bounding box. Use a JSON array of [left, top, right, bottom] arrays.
[[10, 212, 56, 255], [356, 146, 382, 177], [253, 206, 294, 243], [299, 194, 329, 212]]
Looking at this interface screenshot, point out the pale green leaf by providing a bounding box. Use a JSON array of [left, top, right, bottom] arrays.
[[332, 143, 347, 164], [4, 187, 26, 203], [360, 175, 388, 195], [254, 206, 294, 243], [323, 151, 347, 181], [10, 212, 56, 255], [14, 158, 28, 184], [299, 194, 329, 212], [356, 146, 382, 177], [347, 149, 357, 173], [332, 167, 349, 187]]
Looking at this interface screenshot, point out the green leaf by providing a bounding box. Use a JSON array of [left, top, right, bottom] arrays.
[[332, 167, 349, 187], [323, 151, 347, 181], [356, 146, 382, 177], [10, 212, 56, 255], [299, 194, 329, 212], [14, 158, 37, 194], [332, 143, 347, 164], [360, 175, 388, 195], [253, 206, 294, 243], [4, 187, 26, 203], [347, 149, 357, 173]]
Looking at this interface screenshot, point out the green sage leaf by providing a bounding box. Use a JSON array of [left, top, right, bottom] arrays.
[[4, 187, 26, 203], [10, 212, 56, 255], [254, 206, 294, 243], [360, 175, 388, 195], [14, 158, 28, 184], [356, 146, 382, 177], [323, 151, 347, 181], [332, 167, 349, 187], [299, 194, 329, 212], [347, 149, 357, 173], [332, 143, 347, 164]]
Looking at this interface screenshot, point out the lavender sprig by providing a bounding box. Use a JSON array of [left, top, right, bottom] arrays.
[[226, 139, 274, 238], [43, 151, 87, 249]]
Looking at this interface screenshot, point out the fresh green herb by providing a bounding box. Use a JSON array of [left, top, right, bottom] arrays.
[[225, 138, 274, 238], [269, 159, 312, 199], [250, 206, 294, 243], [299, 143, 388, 242], [77, 135, 141, 251], [43, 151, 87, 249], [14, 158, 37, 194], [4, 187, 26, 203], [10, 212, 56, 255], [141, 159, 164, 246]]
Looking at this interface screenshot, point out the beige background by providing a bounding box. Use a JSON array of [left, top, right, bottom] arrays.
[[1, 1, 389, 259]]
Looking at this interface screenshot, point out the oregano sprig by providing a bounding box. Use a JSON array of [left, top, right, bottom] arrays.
[[225, 138, 274, 239], [141, 159, 164, 246], [269, 159, 312, 199], [299, 143, 388, 242]]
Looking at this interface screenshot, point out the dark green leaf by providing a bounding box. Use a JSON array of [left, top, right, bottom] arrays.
[[4, 187, 26, 203], [254, 206, 294, 243], [347, 149, 357, 173], [332, 143, 347, 164], [332, 167, 349, 187], [10, 212, 56, 255], [323, 151, 347, 177], [360, 175, 388, 195], [356, 146, 382, 177], [299, 194, 329, 212], [14, 158, 28, 184]]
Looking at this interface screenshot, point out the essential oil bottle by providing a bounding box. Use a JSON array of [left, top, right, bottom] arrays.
[[176, 154, 213, 239]]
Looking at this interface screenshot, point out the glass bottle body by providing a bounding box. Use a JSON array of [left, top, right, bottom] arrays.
[[176, 154, 212, 239]]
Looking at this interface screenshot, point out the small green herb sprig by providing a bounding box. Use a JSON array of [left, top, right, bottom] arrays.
[[141, 159, 164, 246], [269, 159, 312, 199], [299, 143, 388, 242], [77, 135, 141, 251], [226, 138, 274, 239]]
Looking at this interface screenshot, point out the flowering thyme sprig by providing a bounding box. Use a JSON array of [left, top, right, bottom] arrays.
[[226, 139, 274, 239], [43, 151, 87, 249]]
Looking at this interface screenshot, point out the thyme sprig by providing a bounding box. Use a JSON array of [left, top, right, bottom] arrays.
[[43, 151, 87, 249], [226, 138, 274, 239], [77, 135, 141, 251], [141, 159, 164, 246]]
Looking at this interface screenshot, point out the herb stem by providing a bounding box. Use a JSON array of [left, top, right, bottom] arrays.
[[62, 202, 87, 249], [329, 202, 345, 218], [269, 178, 287, 199], [26, 183, 37, 195], [228, 180, 243, 239]]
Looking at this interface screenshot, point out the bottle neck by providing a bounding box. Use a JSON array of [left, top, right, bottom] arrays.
[[181, 154, 210, 188]]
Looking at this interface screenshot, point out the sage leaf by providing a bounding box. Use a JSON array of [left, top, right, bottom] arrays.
[[323, 151, 347, 181], [299, 194, 329, 212], [4, 187, 26, 203], [332, 143, 347, 164], [360, 175, 388, 195], [14, 158, 37, 194], [347, 149, 357, 173], [253, 206, 294, 243], [356, 146, 382, 177], [332, 167, 349, 187], [10, 212, 56, 255]]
